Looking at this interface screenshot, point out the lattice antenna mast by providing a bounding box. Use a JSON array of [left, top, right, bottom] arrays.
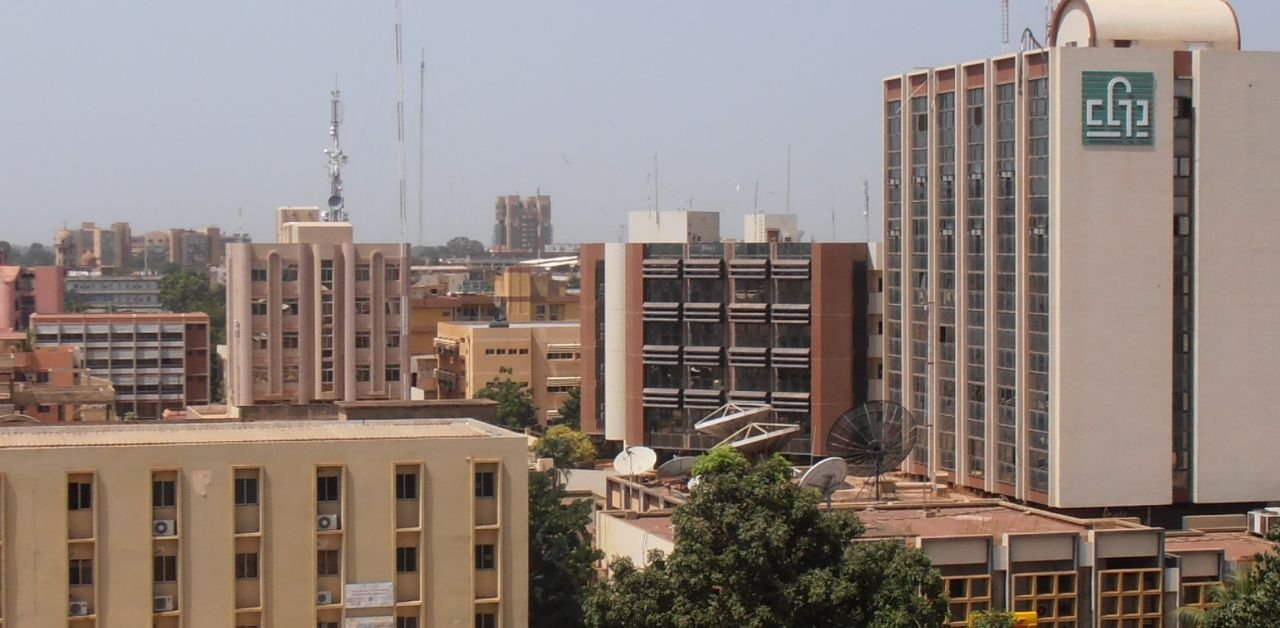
[[323, 89, 348, 222], [1001, 0, 1010, 53], [394, 0, 408, 238]]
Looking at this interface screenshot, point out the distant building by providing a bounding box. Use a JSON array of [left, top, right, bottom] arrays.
[[65, 272, 162, 312], [435, 320, 581, 425], [55, 222, 132, 269], [0, 418, 527, 626], [494, 265, 579, 323], [743, 213, 802, 243], [31, 312, 210, 420], [0, 344, 115, 422], [0, 265, 63, 332], [881, 0, 1280, 509], [492, 194, 552, 256], [627, 210, 719, 244], [225, 209, 410, 410]]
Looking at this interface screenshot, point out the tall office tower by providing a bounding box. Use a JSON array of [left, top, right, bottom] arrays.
[[0, 418, 526, 626], [492, 194, 552, 256], [225, 209, 411, 411], [882, 0, 1280, 509], [580, 211, 878, 456]]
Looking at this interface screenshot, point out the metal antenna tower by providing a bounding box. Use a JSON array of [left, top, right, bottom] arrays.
[[323, 89, 348, 222], [417, 48, 426, 246], [863, 180, 871, 241], [394, 0, 408, 238], [1001, 0, 1010, 53]]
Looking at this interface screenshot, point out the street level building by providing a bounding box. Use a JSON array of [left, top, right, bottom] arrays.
[[0, 418, 527, 627], [881, 0, 1279, 508]]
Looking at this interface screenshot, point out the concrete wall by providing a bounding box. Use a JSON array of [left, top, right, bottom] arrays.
[[1050, 48, 1174, 508], [627, 211, 720, 244], [1191, 51, 1280, 503], [594, 513, 675, 570]]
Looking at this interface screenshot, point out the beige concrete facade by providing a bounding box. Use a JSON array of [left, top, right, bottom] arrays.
[[435, 321, 581, 425], [881, 6, 1280, 508], [0, 419, 526, 627], [225, 212, 411, 410]]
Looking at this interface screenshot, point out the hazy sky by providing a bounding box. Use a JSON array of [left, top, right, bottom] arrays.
[[3, 1, 1278, 247]]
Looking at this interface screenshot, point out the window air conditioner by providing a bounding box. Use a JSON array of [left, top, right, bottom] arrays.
[[153, 595, 175, 612], [69, 601, 90, 616], [317, 514, 340, 531], [153, 519, 176, 537], [317, 590, 334, 605]]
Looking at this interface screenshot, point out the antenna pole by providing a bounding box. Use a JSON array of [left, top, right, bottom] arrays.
[[653, 154, 659, 213], [753, 181, 759, 214], [1002, 0, 1010, 53], [785, 145, 792, 214], [863, 180, 871, 241], [417, 48, 426, 246], [323, 88, 348, 223], [394, 0, 408, 238]]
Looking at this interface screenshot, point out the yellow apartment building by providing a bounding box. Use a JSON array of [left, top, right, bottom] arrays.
[[0, 419, 527, 627], [435, 321, 580, 425], [493, 266, 579, 323]]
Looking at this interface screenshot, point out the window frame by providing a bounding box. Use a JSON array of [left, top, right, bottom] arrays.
[[475, 471, 496, 499], [317, 549, 341, 577], [396, 472, 418, 501], [154, 554, 178, 583], [152, 479, 177, 508], [69, 558, 93, 586], [396, 546, 418, 574], [316, 474, 341, 503], [474, 544, 496, 570], [68, 481, 93, 511], [235, 551, 260, 580], [234, 476, 259, 505]]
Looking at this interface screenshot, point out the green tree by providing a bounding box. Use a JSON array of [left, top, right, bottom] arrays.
[[584, 449, 949, 628], [477, 375, 537, 430], [555, 387, 581, 430], [22, 242, 55, 266], [1183, 529, 1280, 628], [689, 445, 751, 477], [442, 236, 488, 258], [968, 610, 1017, 628], [159, 269, 227, 402], [534, 425, 596, 476], [530, 470, 602, 628]]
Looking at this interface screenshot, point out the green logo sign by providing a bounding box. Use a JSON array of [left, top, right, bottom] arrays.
[[1082, 71, 1155, 145]]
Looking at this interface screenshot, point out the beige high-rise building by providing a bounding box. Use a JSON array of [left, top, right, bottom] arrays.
[[55, 222, 132, 269], [225, 209, 411, 410], [435, 321, 580, 425], [492, 195, 552, 256], [882, 0, 1280, 509], [0, 418, 528, 627]]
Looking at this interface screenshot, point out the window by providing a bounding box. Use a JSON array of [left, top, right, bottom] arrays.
[[282, 332, 299, 349], [317, 550, 341, 576], [547, 383, 579, 394], [385, 365, 401, 382], [235, 477, 259, 505], [282, 264, 299, 282], [475, 471, 496, 498], [283, 365, 299, 383], [355, 332, 371, 348], [396, 546, 418, 573], [547, 352, 575, 361], [250, 268, 267, 282], [251, 301, 268, 316], [283, 298, 299, 315], [396, 472, 418, 500], [535, 304, 547, 320], [69, 558, 93, 586], [68, 481, 92, 510], [319, 623, 339, 628], [355, 264, 371, 281], [235, 552, 259, 579], [355, 298, 372, 315], [397, 618, 419, 628], [385, 264, 401, 281], [153, 480, 176, 508], [154, 555, 178, 582], [485, 349, 495, 355], [355, 365, 371, 383], [474, 544, 496, 570], [253, 366, 269, 384], [321, 367, 334, 384], [386, 298, 402, 315], [475, 614, 496, 628], [317, 475, 340, 502]]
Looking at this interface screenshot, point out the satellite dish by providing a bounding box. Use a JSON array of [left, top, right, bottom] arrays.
[[613, 446, 658, 476], [716, 422, 801, 457], [694, 402, 773, 439], [656, 456, 698, 479], [825, 400, 920, 501], [327, 195, 344, 211], [798, 457, 849, 510]]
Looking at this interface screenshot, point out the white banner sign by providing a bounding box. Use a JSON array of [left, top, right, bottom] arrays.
[[344, 618, 394, 628], [344, 581, 394, 609]]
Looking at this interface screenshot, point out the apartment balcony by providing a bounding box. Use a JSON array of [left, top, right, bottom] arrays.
[[0, 353, 26, 370], [868, 291, 884, 314], [434, 369, 461, 386], [868, 335, 883, 358]]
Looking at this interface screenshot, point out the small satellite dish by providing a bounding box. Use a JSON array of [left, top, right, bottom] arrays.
[[656, 456, 698, 478], [327, 195, 344, 211], [613, 446, 658, 476], [825, 400, 920, 501], [694, 402, 773, 439], [798, 457, 849, 509]]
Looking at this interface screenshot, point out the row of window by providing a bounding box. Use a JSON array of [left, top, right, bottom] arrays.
[[250, 264, 401, 283], [270, 332, 402, 350]]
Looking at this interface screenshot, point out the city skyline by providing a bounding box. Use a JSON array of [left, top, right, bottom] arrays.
[[9, 1, 1279, 249]]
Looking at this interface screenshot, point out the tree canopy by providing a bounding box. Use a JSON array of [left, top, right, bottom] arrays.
[[555, 387, 581, 430], [1183, 530, 1280, 627], [529, 469, 601, 628], [967, 610, 1017, 628], [534, 425, 596, 473], [159, 269, 226, 402], [584, 449, 948, 628], [477, 374, 537, 430], [0, 242, 55, 266]]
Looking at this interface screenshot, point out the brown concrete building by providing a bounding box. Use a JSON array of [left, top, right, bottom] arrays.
[[0, 344, 115, 422], [0, 418, 528, 627], [56, 222, 132, 269], [225, 209, 411, 411], [435, 321, 580, 425], [494, 265, 579, 323], [31, 312, 210, 420], [0, 265, 64, 332], [581, 230, 876, 456], [492, 194, 552, 256], [881, 0, 1280, 510]]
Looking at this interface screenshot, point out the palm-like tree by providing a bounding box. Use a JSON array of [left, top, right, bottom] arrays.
[[1175, 568, 1259, 628]]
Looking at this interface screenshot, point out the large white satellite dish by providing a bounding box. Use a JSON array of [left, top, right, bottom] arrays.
[[694, 402, 774, 440], [798, 457, 849, 509], [656, 456, 699, 478], [613, 446, 658, 476]]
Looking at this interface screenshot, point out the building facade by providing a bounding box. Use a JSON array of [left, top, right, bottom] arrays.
[[65, 272, 163, 312], [0, 418, 527, 627], [31, 313, 211, 420], [492, 194, 552, 256], [56, 222, 132, 269], [881, 0, 1279, 508], [435, 321, 581, 425], [225, 211, 411, 410], [581, 233, 875, 456], [0, 265, 63, 332], [0, 345, 115, 422]]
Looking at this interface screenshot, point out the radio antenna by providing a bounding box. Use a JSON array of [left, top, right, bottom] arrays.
[[417, 48, 426, 246], [394, 0, 408, 238], [323, 87, 348, 222]]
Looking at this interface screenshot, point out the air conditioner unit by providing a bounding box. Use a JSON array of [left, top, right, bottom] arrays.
[[317, 590, 334, 605], [1248, 510, 1280, 537], [153, 519, 176, 537], [69, 601, 90, 616], [316, 514, 340, 531], [153, 595, 175, 612]]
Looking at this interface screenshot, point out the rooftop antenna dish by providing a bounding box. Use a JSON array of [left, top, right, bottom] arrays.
[[694, 402, 773, 440], [799, 457, 849, 510], [716, 422, 801, 458], [825, 400, 921, 501], [613, 446, 658, 476], [656, 456, 698, 479]]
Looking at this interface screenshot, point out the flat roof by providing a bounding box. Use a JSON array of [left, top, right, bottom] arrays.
[[445, 321, 579, 329], [855, 504, 1110, 539], [0, 419, 521, 449], [1166, 530, 1275, 563]]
